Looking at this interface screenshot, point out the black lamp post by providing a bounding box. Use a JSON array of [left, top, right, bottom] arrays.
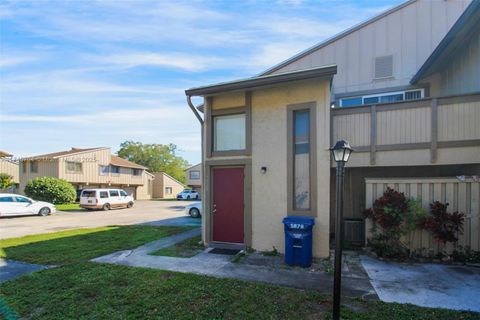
[[330, 140, 353, 320]]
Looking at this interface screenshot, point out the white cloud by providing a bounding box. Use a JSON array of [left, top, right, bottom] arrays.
[[85, 52, 225, 72], [0, 55, 37, 68]]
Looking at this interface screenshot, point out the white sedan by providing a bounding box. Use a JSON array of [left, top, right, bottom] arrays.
[[177, 190, 200, 200], [185, 202, 202, 218], [0, 194, 56, 217]]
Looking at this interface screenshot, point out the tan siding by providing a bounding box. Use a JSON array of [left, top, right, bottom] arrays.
[[0, 160, 19, 183], [376, 107, 431, 145], [366, 177, 480, 252], [185, 163, 202, 188], [332, 113, 370, 147], [19, 160, 59, 194], [331, 95, 480, 167], [136, 173, 154, 200], [438, 101, 480, 141], [270, 0, 471, 95], [152, 172, 184, 199]]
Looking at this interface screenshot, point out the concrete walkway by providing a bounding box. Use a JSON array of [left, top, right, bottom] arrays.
[[93, 230, 376, 298], [361, 255, 480, 312], [0, 259, 50, 282]]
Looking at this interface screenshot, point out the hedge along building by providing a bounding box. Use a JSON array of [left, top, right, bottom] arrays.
[[186, 66, 337, 257]]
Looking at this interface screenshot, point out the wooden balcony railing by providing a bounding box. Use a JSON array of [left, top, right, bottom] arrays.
[[331, 92, 480, 166]]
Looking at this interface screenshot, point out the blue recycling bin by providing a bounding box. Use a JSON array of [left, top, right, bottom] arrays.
[[282, 216, 315, 267]]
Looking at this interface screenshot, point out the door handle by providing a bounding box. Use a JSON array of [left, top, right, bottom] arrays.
[[212, 204, 217, 214]]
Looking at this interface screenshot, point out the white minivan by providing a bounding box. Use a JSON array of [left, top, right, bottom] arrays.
[[80, 189, 134, 211]]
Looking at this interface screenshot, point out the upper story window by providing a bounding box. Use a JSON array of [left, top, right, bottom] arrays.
[[30, 161, 38, 173], [132, 169, 142, 176], [111, 166, 120, 176], [99, 165, 109, 176], [339, 89, 424, 107], [214, 113, 246, 151], [189, 170, 200, 180], [66, 161, 82, 173]]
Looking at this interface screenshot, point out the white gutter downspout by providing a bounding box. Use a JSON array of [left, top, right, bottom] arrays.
[[186, 95, 204, 125]]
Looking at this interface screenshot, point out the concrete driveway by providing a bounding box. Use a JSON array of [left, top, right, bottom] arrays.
[[361, 255, 480, 312], [0, 200, 201, 239]]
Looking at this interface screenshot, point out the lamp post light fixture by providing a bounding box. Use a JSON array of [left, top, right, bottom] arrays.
[[330, 140, 353, 320]]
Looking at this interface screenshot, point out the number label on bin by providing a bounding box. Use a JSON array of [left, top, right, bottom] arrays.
[[289, 223, 306, 229]]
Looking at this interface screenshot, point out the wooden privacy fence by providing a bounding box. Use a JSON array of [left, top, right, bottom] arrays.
[[365, 177, 480, 253]]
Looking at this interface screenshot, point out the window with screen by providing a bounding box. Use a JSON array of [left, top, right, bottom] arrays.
[[214, 113, 246, 151]]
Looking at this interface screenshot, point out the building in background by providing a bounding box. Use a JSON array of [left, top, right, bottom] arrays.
[[184, 163, 202, 196], [0, 150, 19, 192], [152, 172, 185, 199], [19, 147, 153, 200]]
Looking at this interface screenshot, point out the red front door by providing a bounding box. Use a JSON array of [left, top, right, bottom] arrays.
[[212, 167, 244, 243]]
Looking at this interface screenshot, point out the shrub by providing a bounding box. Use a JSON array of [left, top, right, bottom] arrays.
[[367, 234, 409, 259], [364, 188, 425, 258], [0, 173, 14, 190], [24, 177, 76, 204], [451, 246, 480, 264], [419, 201, 465, 245]]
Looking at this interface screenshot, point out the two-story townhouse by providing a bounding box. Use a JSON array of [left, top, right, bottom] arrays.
[[185, 0, 479, 257], [185, 163, 202, 195], [19, 147, 154, 200], [0, 150, 19, 192]]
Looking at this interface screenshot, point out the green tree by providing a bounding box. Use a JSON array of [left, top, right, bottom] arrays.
[[0, 173, 14, 190], [24, 177, 76, 204], [117, 141, 189, 183]]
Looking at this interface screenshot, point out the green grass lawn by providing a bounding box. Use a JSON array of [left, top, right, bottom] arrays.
[[55, 203, 83, 211], [150, 235, 204, 258], [0, 225, 191, 265], [0, 262, 477, 320]]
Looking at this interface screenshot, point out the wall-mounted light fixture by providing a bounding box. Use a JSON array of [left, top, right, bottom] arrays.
[[261, 166, 267, 174]]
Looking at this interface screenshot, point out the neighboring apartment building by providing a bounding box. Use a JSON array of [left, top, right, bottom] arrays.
[[185, 0, 479, 257], [19, 147, 154, 200], [152, 172, 185, 199], [0, 151, 19, 192], [184, 163, 202, 194]]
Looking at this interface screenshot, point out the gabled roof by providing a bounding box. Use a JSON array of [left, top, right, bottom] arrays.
[[410, 0, 480, 84], [153, 171, 185, 186], [259, 0, 416, 76], [185, 163, 201, 171], [185, 65, 337, 96], [110, 155, 147, 170], [25, 147, 108, 160], [0, 150, 12, 158]]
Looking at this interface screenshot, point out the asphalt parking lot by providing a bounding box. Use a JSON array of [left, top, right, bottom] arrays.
[[0, 200, 201, 239]]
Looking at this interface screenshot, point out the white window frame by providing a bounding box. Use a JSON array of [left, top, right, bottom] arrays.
[[339, 89, 424, 107]]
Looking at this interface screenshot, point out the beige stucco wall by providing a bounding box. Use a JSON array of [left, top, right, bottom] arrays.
[[204, 78, 332, 258], [250, 79, 331, 258]]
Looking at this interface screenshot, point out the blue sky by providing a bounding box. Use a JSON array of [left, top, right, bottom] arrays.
[[0, 0, 402, 165]]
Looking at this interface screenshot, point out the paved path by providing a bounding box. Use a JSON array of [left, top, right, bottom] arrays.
[[93, 230, 376, 298], [0, 200, 199, 239], [0, 259, 50, 282], [361, 255, 480, 312]]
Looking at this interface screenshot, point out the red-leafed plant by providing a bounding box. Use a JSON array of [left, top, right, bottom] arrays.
[[419, 201, 465, 245], [364, 188, 425, 258]]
